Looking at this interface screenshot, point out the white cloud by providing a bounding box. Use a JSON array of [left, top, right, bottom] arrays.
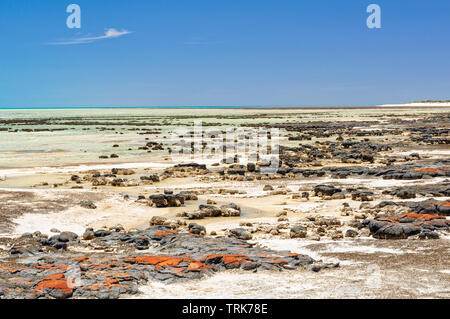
[[47, 28, 132, 45]]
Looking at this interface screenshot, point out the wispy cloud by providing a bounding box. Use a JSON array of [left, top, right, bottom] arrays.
[[47, 28, 132, 45]]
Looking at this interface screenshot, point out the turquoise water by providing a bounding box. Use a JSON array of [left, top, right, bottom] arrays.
[[0, 107, 447, 168], [0, 106, 355, 110]]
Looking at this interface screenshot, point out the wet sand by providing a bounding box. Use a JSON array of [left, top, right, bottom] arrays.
[[0, 107, 449, 299]]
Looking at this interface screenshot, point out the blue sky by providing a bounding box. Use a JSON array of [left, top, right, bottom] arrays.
[[1, 0, 449, 107]]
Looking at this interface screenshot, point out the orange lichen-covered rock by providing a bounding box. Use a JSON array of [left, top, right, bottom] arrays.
[[376, 213, 445, 225], [222, 255, 249, 265], [35, 265, 54, 270], [414, 168, 440, 173], [166, 265, 185, 273], [200, 254, 249, 264], [154, 230, 176, 236], [113, 272, 132, 279], [375, 217, 399, 223], [105, 278, 119, 285], [90, 284, 100, 291], [266, 259, 289, 264], [187, 261, 209, 272], [0, 225, 328, 298], [399, 213, 445, 221], [125, 256, 187, 271], [158, 257, 184, 267], [44, 273, 65, 280], [0, 266, 19, 273], [89, 263, 110, 270], [35, 279, 73, 298], [438, 200, 450, 207]]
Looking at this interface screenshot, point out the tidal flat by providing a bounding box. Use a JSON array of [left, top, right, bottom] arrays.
[[0, 107, 448, 299]]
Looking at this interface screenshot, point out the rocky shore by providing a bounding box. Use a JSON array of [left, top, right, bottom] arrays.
[[0, 107, 449, 298], [0, 223, 339, 299]]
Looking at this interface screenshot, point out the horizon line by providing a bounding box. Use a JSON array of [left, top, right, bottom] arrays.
[[1, 103, 449, 110], [0, 105, 380, 110]]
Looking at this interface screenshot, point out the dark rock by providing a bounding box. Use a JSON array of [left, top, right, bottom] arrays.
[[52, 242, 67, 250], [149, 194, 168, 208], [150, 216, 167, 226], [396, 189, 416, 199], [134, 237, 150, 250], [369, 220, 421, 239], [345, 229, 358, 238], [82, 230, 95, 240], [80, 201, 97, 209], [418, 231, 439, 240], [290, 225, 307, 238], [188, 223, 206, 235], [165, 195, 182, 207], [58, 232, 78, 242], [314, 185, 342, 196], [178, 191, 198, 201], [94, 230, 111, 237], [229, 228, 252, 240]]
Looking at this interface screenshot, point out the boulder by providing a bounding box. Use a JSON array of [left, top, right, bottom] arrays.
[[58, 231, 78, 243], [178, 191, 198, 201], [229, 228, 252, 240], [165, 195, 182, 207], [188, 223, 206, 235], [369, 220, 421, 239], [345, 229, 358, 238], [186, 211, 204, 220], [80, 201, 97, 209], [82, 230, 95, 240], [149, 194, 168, 208], [290, 225, 307, 238], [150, 216, 167, 226], [418, 231, 439, 240], [221, 208, 240, 217], [94, 230, 111, 237], [134, 237, 150, 250], [314, 185, 342, 197], [396, 189, 416, 199], [199, 205, 222, 217]]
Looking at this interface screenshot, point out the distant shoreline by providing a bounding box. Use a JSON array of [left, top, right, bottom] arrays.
[[1, 105, 374, 110], [0, 104, 449, 111]]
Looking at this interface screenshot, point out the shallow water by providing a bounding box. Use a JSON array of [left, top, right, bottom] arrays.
[[1, 107, 449, 299], [1, 107, 448, 168]]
